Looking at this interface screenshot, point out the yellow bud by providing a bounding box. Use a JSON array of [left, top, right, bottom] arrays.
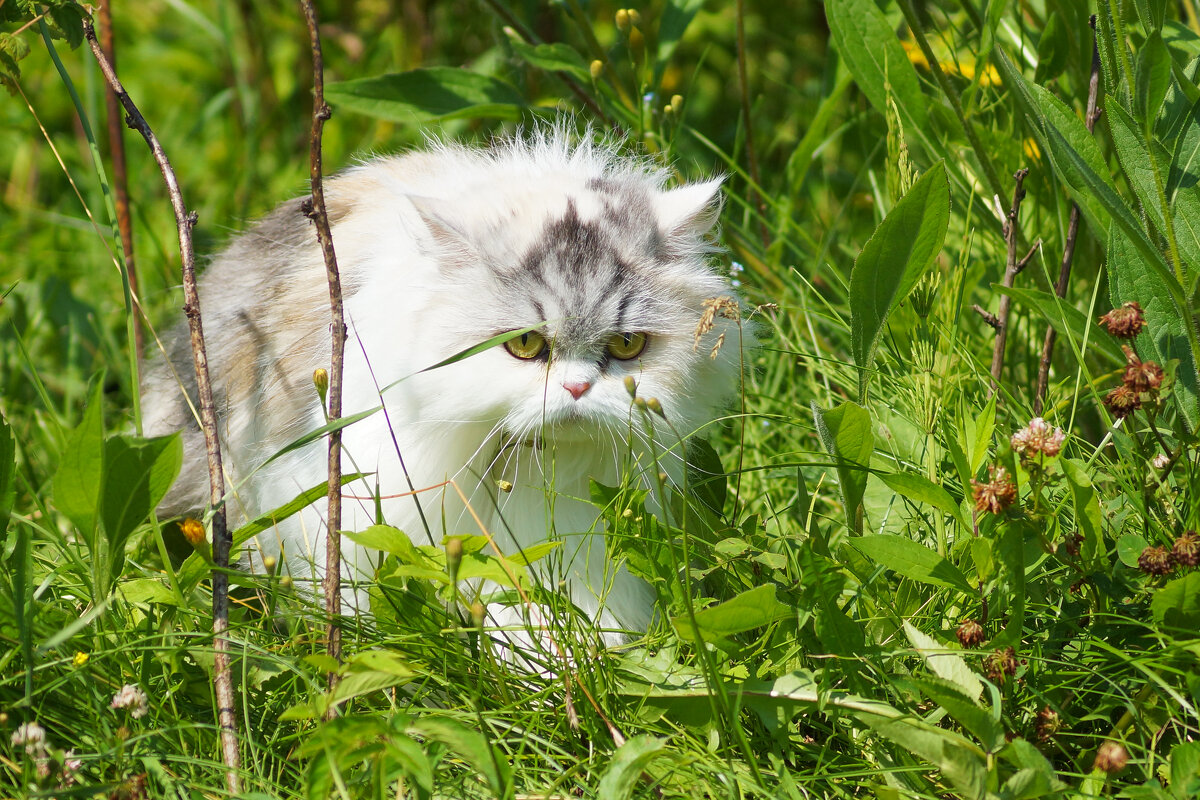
[[671, 94, 684, 114], [634, 397, 648, 410], [279, 576, 293, 590], [658, 471, 668, 484], [73, 651, 89, 668], [446, 538, 464, 573], [589, 59, 604, 80], [615, 9, 630, 31], [263, 556, 277, 572], [646, 397, 664, 417], [622, 508, 633, 518], [624, 375, 637, 397], [497, 479, 514, 493], [313, 368, 329, 406], [180, 518, 206, 547], [627, 8, 641, 25], [470, 602, 486, 628]]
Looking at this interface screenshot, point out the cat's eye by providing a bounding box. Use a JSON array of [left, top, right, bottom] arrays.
[[607, 332, 648, 360], [504, 330, 548, 360]]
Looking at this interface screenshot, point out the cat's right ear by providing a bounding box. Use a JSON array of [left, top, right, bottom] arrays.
[[408, 195, 476, 268], [655, 178, 724, 239]]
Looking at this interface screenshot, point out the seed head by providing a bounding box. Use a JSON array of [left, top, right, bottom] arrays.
[[1172, 531, 1199, 567], [1011, 417, 1066, 460], [956, 619, 985, 648], [1099, 302, 1146, 339], [1122, 347, 1163, 394], [1034, 706, 1061, 743], [984, 646, 1018, 684], [694, 296, 739, 353], [1137, 545, 1175, 576], [1062, 532, 1083, 557], [1103, 385, 1140, 419], [1093, 741, 1128, 774], [972, 466, 1017, 514]]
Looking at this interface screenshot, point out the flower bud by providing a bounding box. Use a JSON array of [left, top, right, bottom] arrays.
[[180, 517, 206, 547], [627, 8, 641, 25], [497, 479, 514, 493], [624, 375, 637, 398], [1093, 741, 1128, 774], [263, 555, 277, 572], [313, 367, 329, 406], [628, 27, 645, 54], [446, 538, 464, 575], [956, 619, 984, 648], [589, 59, 604, 80], [470, 602, 486, 628], [634, 396, 648, 410], [671, 94, 684, 114], [279, 576, 293, 590], [615, 9, 630, 31], [646, 397, 665, 417]]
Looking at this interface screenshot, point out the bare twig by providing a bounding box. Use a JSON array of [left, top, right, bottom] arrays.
[[1034, 27, 1103, 415], [1014, 240, 1041, 275], [973, 305, 1001, 329], [735, 0, 769, 248], [82, 18, 241, 794], [986, 168, 1030, 396], [298, 0, 346, 710], [97, 0, 142, 362]]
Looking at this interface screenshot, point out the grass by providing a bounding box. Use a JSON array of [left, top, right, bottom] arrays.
[[3, 0, 1200, 798]]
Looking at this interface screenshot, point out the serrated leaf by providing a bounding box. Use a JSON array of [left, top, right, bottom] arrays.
[[326, 67, 525, 122], [879, 471, 970, 531], [848, 162, 950, 400], [672, 584, 793, 642], [853, 534, 974, 594]]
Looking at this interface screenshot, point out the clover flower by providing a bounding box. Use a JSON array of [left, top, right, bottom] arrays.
[[11, 721, 46, 756], [1010, 417, 1066, 460], [111, 684, 149, 719], [1099, 302, 1146, 339], [971, 466, 1017, 514]]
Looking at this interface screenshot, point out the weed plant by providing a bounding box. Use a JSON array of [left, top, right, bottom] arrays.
[[2, 0, 1200, 797]]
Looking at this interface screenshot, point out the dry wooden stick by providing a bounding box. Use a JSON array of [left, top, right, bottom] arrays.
[[82, 18, 241, 794], [1034, 29, 1103, 415], [298, 0, 346, 707], [985, 168, 1035, 397], [96, 0, 142, 362]]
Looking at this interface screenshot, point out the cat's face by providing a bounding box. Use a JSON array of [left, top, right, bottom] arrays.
[[412, 174, 741, 448]]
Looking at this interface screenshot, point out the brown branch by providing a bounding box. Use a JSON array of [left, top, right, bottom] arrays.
[[1034, 27, 1103, 415], [973, 305, 1001, 329], [298, 0, 346, 711], [986, 168, 1030, 397], [97, 0, 142, 362], [82, 18, 241, 794], [1014, 239, 1042, 275]]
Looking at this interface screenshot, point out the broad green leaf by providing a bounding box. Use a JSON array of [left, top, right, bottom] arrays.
[[686, 437, 727, 515], [53, 377, 105, 545], [672, 584, 793, 642], [345, 525, 423, 561], [1168, 94, 1200, 199], [101, 434, 182, 578], [825, 0, 928, 130], [596, 736, 671, 800], [328, 669, 412, 707], [407, 717, 510, 798], [507, 40, 589, 82], [861, 714, 988, 799], [879, 471, 970, 531], [1137, 32, 1173, 130], [904, 622, 984, 700], [994, 286, 1125, 365], [1117, 533, 1150, 567], [119, 578, 179, 606], [1170, 741, 1200, 799], [1061, 459, 1104, 572], [1108, 102, 1170, 236], [813, 401, 873, 533], [906, 676, 1003, 752], [1108, 226, 1200, 428], [848, 162, 950, 400], [325, 67, 525, 122], [346, 649, 415, 679], [853, 534, 974, 594], [1151, 573, 1200, 631]]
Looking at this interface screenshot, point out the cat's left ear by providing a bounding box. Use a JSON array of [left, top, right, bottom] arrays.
[[655, 179, 724, 238]]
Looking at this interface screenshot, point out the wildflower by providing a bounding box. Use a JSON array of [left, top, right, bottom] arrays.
[[1035, 706, 1061, 743], [1137, 545, 1175, 576], [312, 367, 329, 406], [11, 721, 47, 756], [72, 651, 89, 668], [1173, 530, 1199, 567], [1122, 347, 1164, 394], [956, 619, 985, 648], [1152, 453, 1171, 470], [1099, 302, 1146, 339], [1093, 740, 1128, 774], [179, 518, 206, 547], [111, 684, 149, 719], [1103, 385, 1140, 419], [984, 646, 1018, 684], [1062, 532, 1083, 557], [971, 466, 1017, 514], [1010, 417, 1066, 460]]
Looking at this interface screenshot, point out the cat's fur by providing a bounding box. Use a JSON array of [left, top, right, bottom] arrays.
[[142, 129, 743, 650]]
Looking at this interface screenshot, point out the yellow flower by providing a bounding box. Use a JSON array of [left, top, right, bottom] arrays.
[[72, 651, 89, 668], [900, 39, 929, 69]]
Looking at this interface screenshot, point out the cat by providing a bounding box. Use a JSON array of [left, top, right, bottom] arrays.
[[141, 127, 745, 655]]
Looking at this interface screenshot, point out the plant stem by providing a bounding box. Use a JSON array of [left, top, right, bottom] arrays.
[[81, 18, 241, 794], [987, 169, 1030, 397]]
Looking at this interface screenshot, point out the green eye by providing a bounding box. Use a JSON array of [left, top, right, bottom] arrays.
[[504, 330, 548, 360], [607, 332, 648, 360]]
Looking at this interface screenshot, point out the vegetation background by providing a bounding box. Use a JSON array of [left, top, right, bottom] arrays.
[[2, 0, 1200, 797]]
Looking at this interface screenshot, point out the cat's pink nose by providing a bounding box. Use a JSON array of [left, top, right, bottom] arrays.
[[563, 381, 592, 400]]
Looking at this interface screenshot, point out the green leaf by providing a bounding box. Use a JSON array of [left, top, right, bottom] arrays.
[[326, 67, 525, 122], [1117, 533, 1149, 567], [993, 285, 1125, 365], [406, 717, 510, 798], [1167, 94, 1200, 199], [1060, 459, 1105, 572], [0, 413, 14, 535], [655, 0, 704, 85], [101, 433, 182, 583], [345, 525, 423, 561], [507, 40, 590, 82], [1151, 573, 1200, 632], [1137, 32, 1173, 130], [906, 676, 1003, 753], [879, 471, 970, 531], [825, 0, 928, 129], [813, 401, 873, 533], [1108, 102, 1170, 237], [686, 437, 726, 515], [853, 534, 974, 594], [53, 377, 106, 545], [848, 162, 950, 400], [1108, 226, 1200, 429], [860, 713, 988, 799], [672, 584, 793, 642], [1170, 741, 1200, 799], [903, 622, 984, 700], [596, 736, 671, 800]]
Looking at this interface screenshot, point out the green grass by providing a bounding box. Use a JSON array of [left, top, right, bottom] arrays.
[[3, 0, 1200, 797]]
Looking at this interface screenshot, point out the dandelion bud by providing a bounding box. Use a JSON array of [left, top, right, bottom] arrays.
[[446, 538, 464, 574], [615, 9, 630, 31], [589, 59, 604, 80], [624, 375, 637, 398], [496, 479, 514, 493], [262, 556, 277, 572], [634, 396, 648, 410], [180, 518, 206, 547], [470, 602, 486, 628], [1093, 741, 1128, 774], [313, 367, 329, 406], [646, 397, 664, 417]]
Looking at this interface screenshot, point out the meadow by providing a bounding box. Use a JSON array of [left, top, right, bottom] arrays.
[[2, 0, 1199, 797]]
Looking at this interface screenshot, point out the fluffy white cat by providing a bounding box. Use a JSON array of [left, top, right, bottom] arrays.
[[142, 128, 743, 652]]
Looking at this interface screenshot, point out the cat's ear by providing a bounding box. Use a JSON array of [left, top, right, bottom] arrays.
[[655, 179, 724, 238], [408, 194, 476, 267]]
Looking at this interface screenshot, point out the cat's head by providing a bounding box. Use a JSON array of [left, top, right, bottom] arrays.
[[404, 134, 746, 452]]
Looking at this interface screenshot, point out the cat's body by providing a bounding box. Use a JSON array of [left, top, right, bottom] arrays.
[[142, 130, 742, 649]]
